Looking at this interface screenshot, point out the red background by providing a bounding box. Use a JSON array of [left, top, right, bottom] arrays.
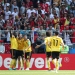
[[0, 54, 75, 70]]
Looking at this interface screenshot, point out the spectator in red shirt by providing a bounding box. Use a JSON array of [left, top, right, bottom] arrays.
[[52, 13, 60, 29], [40, 0, 49, 13], [9, 15, 13, 26], [25, 0, 33, 9], [60, 4, 68, 18], [44, 16, 51, 28], [4, 19, 12, 29], [35, 14, 44, 28], [71, 28, 75, 43], [29, 17, 35, 27], [70, 13, 75, 25], [0, 6, 4, 15], [60, 12, 70, 31], [69, 13, 75, 29]]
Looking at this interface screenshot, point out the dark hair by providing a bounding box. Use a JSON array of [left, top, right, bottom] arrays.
[[54, 31, 59, 35], [14, 8, 17, 10], [10, 31, 17, 38], [46, 31, 51, 37], [13, 32, 17, 37]]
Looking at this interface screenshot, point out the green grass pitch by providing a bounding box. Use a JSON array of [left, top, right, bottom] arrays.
[[0, 70, 75, 75]]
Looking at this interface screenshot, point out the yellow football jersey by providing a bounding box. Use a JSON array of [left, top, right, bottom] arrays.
[[17, 38, 24, 50], [10, 37, 18, 50], [24, 39, 31, 52], [50, 36, 64, 52], [45, 37, 52, 52]]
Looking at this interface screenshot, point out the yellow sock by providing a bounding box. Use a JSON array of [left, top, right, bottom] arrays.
[[52, 60, 56, 66], [47, 59, 50, 70], [20, 58, 24, 68], [58, 59, 62, 67], [13, 60, 16, 68], [56, 61, 59, 70], [10, 59, 16, 68], [60, 63, 62, 67], [26, 60, 30, 68]]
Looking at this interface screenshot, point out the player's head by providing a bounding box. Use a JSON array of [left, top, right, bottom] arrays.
[[46, 31, 51, 37], [24, 35, 27, 40], [11, 32, 17, 38], [54, 31, 59, 36], [18, 33, 22, 38]]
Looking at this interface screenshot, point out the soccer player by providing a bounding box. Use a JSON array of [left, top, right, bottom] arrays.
[[35, 31, 52, 71], [23, 35, 32, 70], [17, 34, 24, 70], [49, 31, 64, 73], [9, 32, 18, 70]]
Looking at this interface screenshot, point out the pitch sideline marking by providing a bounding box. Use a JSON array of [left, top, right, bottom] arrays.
[[0, 71, 75, 74]]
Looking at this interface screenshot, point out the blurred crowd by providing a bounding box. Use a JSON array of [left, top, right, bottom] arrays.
[[0, 0, 75, 42], [0, 0, 75, 30], [0, 0, 75, 53]]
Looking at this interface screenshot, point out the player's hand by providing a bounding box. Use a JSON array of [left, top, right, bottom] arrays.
[[35, 45, 40, 48]]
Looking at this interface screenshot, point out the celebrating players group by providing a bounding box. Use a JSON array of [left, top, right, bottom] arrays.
[[10, 32, 31, 70], [9, 31, 64, 73]]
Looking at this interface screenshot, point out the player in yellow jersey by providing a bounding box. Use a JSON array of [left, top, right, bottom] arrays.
[[23, 35, 32, 70], [49, 31, 64, 73], [17, 34, 24, 70], [35, 31, 52, 71], [9, 32, 18, 70]]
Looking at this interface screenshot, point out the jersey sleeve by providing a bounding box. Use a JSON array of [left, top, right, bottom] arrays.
[[44, 38, 47, 44], [60, 38, 64, 45]]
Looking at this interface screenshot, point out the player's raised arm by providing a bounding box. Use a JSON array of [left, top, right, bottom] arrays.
[[35, 41, 46, 49], [35, 31, 51, 48]]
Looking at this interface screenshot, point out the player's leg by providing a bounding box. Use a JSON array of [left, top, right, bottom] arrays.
[[18, 50, 24, 70], [20, 51, 24, 70], [23, 52, 26, 64], [13, 50, 17, 70], [56, 52, 60, 71], [52, 52, 60, 73], [9, 49, 17, 70], [18, 56, 20, 67], [58, 53, 62, 69], [16, 50, 22, 70], [52, 51, 59, 73], [46, 52, 51, 71], [9, 49, 13, 70], [25, 52, 31, 70], [52, 52, 57, 67]]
